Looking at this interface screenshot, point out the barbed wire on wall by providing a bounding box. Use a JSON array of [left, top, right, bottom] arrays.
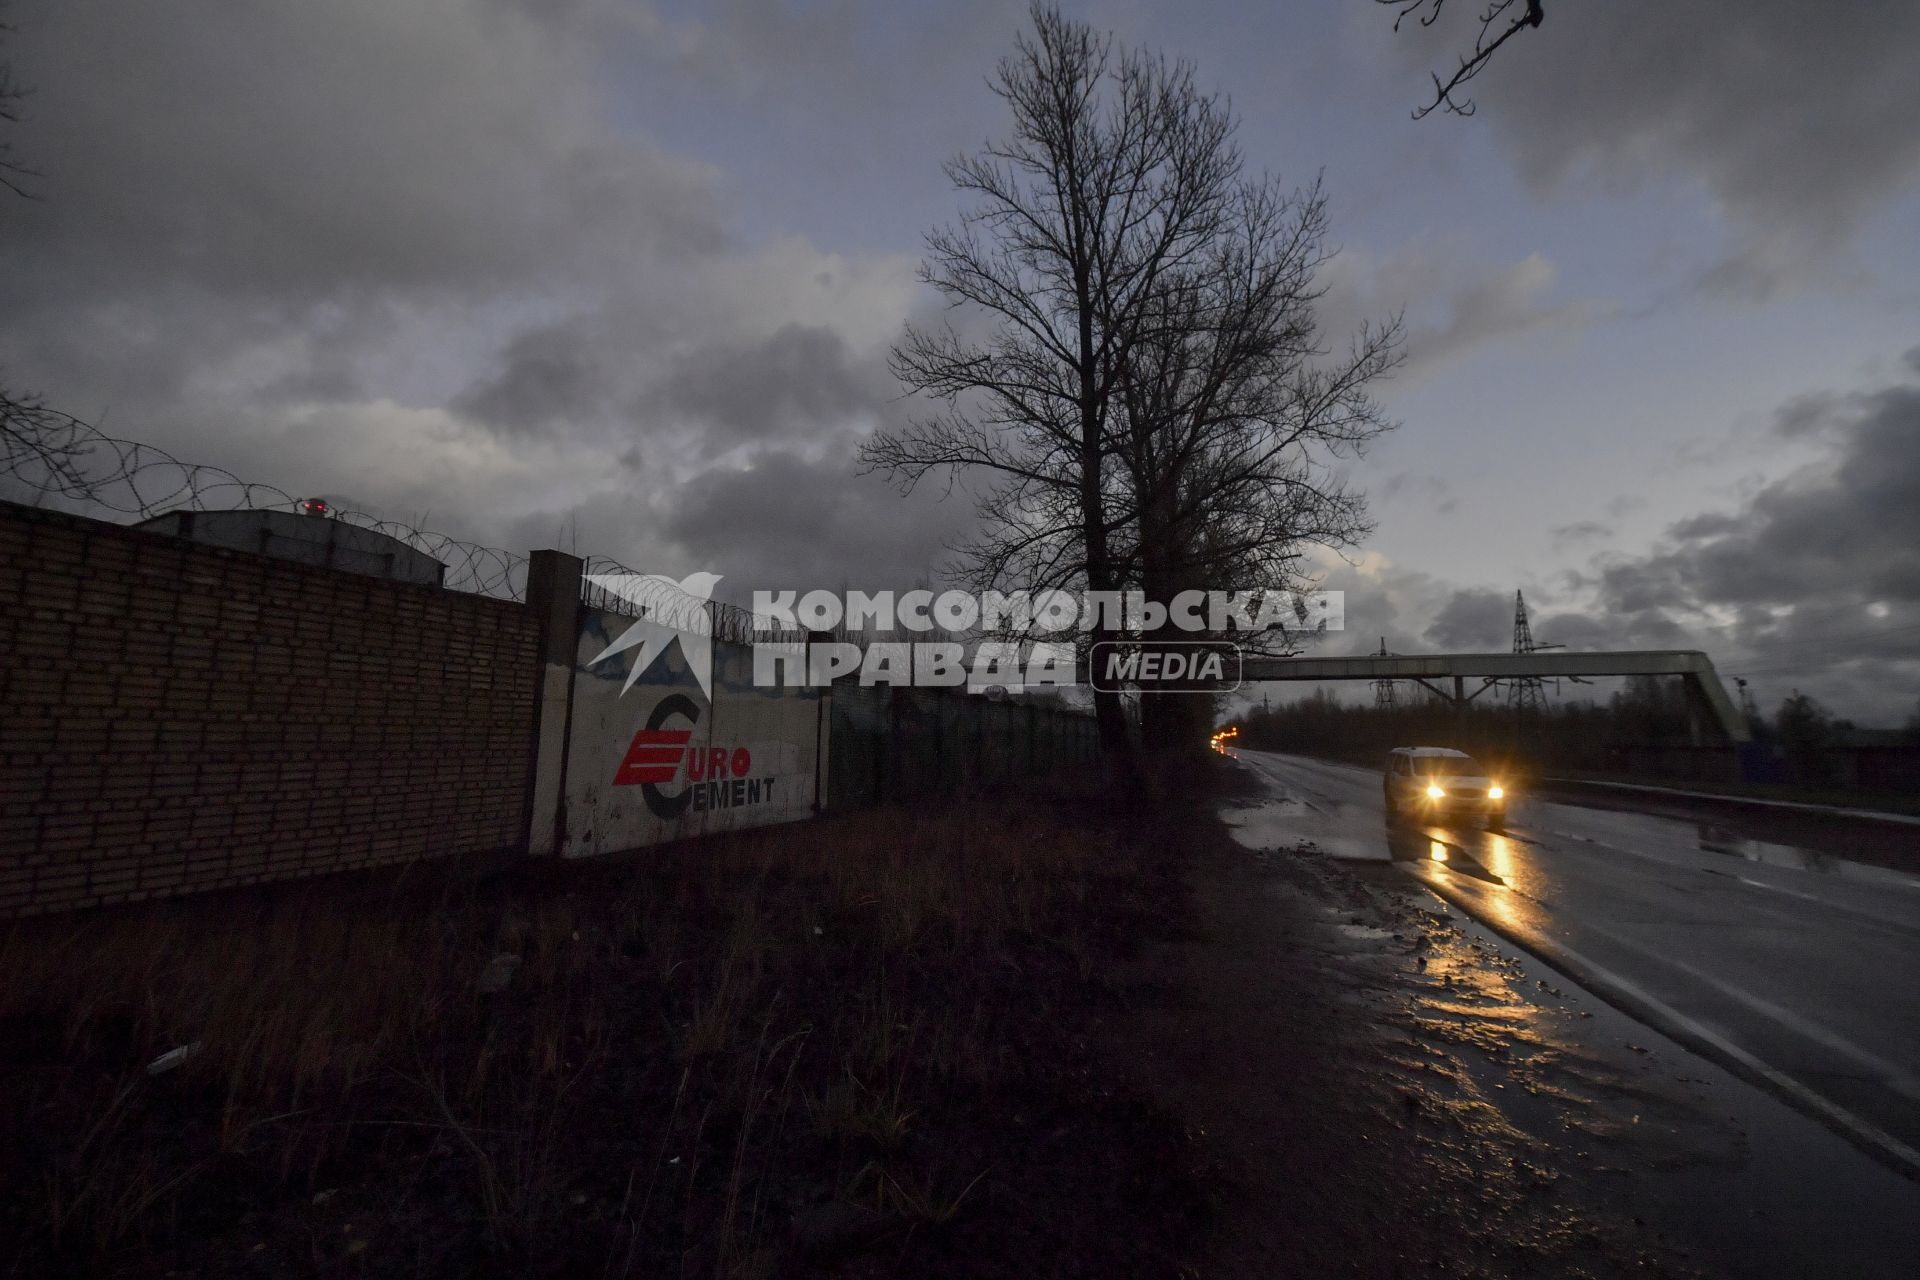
[[1, 399, 528, 598], [0, 401, 806, 645], [579, 555, 808, 647]]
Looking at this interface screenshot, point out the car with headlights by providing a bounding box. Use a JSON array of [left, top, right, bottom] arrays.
[[1383, 747, 1507, 830]]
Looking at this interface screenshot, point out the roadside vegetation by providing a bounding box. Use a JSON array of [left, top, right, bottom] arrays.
[[0, 779, 1204, 1277]]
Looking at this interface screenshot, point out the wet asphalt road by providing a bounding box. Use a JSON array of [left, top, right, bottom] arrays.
[[1224, 748, 1920, 1179]]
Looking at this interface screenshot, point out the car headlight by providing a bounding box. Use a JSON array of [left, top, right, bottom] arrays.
[[1488, 785, 1504, 800], [1426, 784, 1445, 799]]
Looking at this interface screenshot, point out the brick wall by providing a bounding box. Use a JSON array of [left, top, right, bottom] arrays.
[[0, 501, 541, 917]]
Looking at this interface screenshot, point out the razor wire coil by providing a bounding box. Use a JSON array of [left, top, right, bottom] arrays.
[[2, 401, 521, 600], [579, 556, 808, 646], [2, 401, 806, 643]]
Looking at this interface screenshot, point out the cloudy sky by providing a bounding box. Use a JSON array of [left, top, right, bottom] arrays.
[[3, 1, 1917, 721]]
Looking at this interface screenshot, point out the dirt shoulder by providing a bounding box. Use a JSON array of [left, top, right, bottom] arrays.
[[1099, 794, 1715, 1278]]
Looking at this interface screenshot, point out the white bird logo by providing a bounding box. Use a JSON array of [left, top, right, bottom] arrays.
[[585, 572, 724, 700]]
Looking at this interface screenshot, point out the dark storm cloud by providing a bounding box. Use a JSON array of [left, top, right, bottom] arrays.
[[1421, 588, 1512, 651], [1523, 603, 1689, 652], [1411, 1, 1920, 290], [647, 0, 1027, 118], [0, 0, 925, 578], [650, 324, 886, 450], [1513, 358, 1920, 715], [1603, 374, 1920, 616], [662, 447, 977, 591], [454, 322, 609, 436], [3, 2, 726, 309], [1664, 512, 1739, 541], [0, 0, 730, 441], [452, 315, 897, 456], [496, 485, 678, 571]]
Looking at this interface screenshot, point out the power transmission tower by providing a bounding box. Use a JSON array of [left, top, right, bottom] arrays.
[[1507, 591, 1551, 715], [1372, 636, 1397, 709]]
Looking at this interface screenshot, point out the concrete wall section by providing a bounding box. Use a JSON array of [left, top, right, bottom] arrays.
[[559, 611, 821, 858]]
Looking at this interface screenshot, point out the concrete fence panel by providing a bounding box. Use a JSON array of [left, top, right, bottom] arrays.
[[555, 610, 824, 858]]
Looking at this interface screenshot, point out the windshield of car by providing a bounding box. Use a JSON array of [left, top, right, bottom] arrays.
[[1415, 757, 1483, 777]]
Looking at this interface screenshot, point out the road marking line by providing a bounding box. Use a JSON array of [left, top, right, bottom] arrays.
[[1414, 870, 1920, 1181], [1581, 922, 1920, 1105], [1731, 874, 1824, 903]]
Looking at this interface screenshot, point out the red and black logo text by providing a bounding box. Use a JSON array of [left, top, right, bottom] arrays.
[[614, 694, 779, 820]]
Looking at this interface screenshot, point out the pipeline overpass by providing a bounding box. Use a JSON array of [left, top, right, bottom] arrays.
[[1239, 649, 1751, 743]]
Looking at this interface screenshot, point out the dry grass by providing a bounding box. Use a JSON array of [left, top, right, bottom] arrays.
[[0, 776, 1199, 1277]]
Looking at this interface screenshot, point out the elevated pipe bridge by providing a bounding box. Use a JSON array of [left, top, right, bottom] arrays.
[[1238, 649, 1750, 744]]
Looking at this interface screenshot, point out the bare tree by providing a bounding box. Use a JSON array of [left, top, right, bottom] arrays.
[[1111, 177, 1401, 749], [866, 5, 1402, 758], [862, 4, 1239, 754], [1378, 0, 1545, 118]]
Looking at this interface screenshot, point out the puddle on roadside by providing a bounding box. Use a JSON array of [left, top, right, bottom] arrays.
[[1694, 824, 1920, 892], [1218, 798, 1390, 862], [1337, 923, 1395, 941], [1385, 827, 1506, 886], [1407, 896, 1920, 1280], [1299, 833, 1393, 861]]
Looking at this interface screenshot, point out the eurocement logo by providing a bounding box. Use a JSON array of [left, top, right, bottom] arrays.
[[586, 577, 1340, 694], [613, 691, 778, 820]]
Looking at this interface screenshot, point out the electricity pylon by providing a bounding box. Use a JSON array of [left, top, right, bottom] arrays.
[[1372, 636, 1397, 709], [1507, 591, 1553, 715]]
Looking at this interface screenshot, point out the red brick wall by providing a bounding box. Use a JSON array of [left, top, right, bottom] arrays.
[[0, 502, 540, 917]]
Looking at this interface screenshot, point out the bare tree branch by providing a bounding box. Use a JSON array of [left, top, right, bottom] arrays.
[[0, 7, 40, 197], [1378, 0, 1545, 119]]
